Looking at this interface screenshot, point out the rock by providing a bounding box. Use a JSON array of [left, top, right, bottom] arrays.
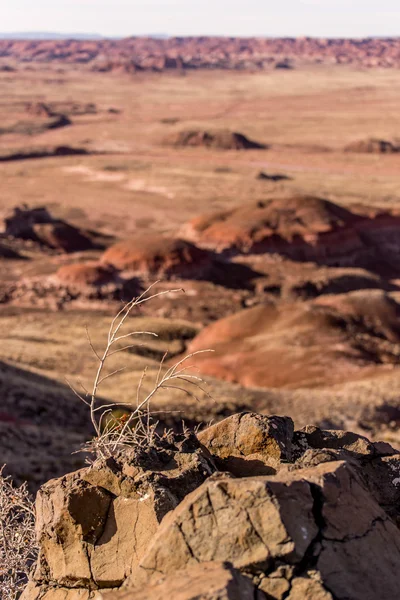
[[344, 138, 400, 153], [185, 290, 400, 389], [286, 578, 333, 600], [21, 582, 91, 600], [292, 425, 400, 524], [101, 235, 213, 279], [129, 470, 318, 587], [164, 129, 266, 150], [295, 425, 379, 456], [100, 562, 266, 600], [197, 412, 294, 476], [130, 461, 400, 599], [30, 433, 215, 592]]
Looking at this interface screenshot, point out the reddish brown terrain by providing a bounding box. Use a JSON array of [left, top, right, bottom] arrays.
[[3, 37, 400, 71], [2, 39, 400, 600], [2, 41, 400, 493]]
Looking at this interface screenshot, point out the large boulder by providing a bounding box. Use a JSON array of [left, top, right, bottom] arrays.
[[100, 562, 266, 600], [198, 412, 294, 475], [28, 433, 215, 592], [128, 461, 400, 599], [22, 413, 400, 600]]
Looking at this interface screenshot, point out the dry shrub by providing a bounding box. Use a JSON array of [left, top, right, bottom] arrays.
[[70, 283, 212, 459], [0, 467, 37, 600]]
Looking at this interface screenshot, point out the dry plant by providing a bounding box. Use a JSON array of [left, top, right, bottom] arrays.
[[0, 467, 37, 600], [70, 284, 212, 459]]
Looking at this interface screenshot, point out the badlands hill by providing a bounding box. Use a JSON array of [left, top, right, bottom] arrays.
[[2, 36, 400, 70]]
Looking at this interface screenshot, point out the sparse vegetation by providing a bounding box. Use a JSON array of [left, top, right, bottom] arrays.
[[0, 467, 37, 600], [71, 285, 212, 459]]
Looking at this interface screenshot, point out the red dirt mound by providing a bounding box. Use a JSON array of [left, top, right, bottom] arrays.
[[184, 195, 361, 253], [344, 138, 400, 153], [53, 262, 118, 287], [186, 290, 400, 389], [183, 196, 400, 271], [32, 222, 94, 253], [1, 205, 95, 253], [164, 129, 266, 150], [101, 235, 213, 279]]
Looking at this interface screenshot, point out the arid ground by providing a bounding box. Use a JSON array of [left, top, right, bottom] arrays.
[[2, 61, 400, 487]]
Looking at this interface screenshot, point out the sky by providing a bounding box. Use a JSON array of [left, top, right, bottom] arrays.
[[1, 0, 400, 38]]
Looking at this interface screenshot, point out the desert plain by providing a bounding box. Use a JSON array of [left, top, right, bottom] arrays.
[[2, 51, 400, 488]]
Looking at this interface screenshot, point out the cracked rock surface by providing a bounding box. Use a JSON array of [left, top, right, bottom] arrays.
[[22, 413, 400, 600], [98, 562, 267, 600]]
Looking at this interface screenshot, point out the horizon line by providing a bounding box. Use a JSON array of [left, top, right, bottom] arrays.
[[1, 31, 400, 41]]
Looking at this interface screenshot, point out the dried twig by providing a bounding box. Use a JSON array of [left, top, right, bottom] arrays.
[[0, 467, 37, 600], [76, 284, 212, 458]]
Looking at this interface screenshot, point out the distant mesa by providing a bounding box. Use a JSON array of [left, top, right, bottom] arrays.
[[344, 138, 400, 154], [182, 195, 400, 272], [0, 145, 89, 162], [101, 235, 213, 279], [257, 171, 292, 182], [1, 205, 96, 253], [186, 290, 400, 389], [4, 37, 400, 70], [164, 129, 266, 150]]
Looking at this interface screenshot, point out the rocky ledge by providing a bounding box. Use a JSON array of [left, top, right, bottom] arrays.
[[23, 412, 400, 600]]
